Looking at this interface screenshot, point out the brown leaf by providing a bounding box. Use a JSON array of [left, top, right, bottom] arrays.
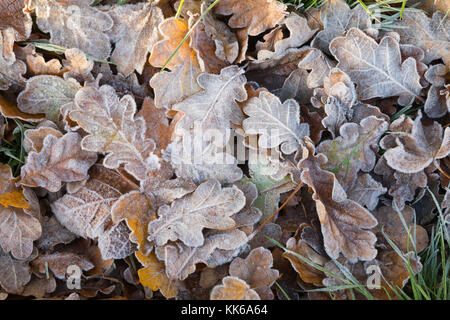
[[347, 173, 386, 211], [156, 229, 248, 281], [317, 116, 388, 190], [106, 2, 163, 75], [0, 247, 32, 294], [229, 247, 279, 300], [20, 132, 98, 192], [394, 11, 450, 66], [424, 64, 449, 118], [373, 206, 429, 253], [148, 179, 245, 247], [30, 0, 113, 60], [298, 139, 378, 262], [0, 164, 41, 260], [210, 276, 260, 300], [149, 17, 202, 109], [214, 0, 287, 36], [381, 112, 450, 173], [36, 216, 76, 251], [297, 48, 335, 89], [71, 85, 160, 181], [32, 251, 94, 280], [0, 0, 32, 40], [311, 0, 377, 55], [330, 28, 422, 105]]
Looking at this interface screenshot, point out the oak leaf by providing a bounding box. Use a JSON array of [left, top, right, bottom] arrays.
[[394, 11, 450, 66], [17, 75, 81, 123], [347, 174, 386, 211], [317, 116, 388, 190], [135, 250, 178, 298], [173, 65, 247, 139], [424, 64, 449, 118], [155, 229, 248, 281], [311, 0, 377, 55], [229, 247, 279, 300], [0, 0, 32, 40], [0, 29, 26, 90], [20, 132, 97, 192], [381, 112, 450, 173], [0, 164, 41, 260], [0, 247, 32, 294], [106, 2, 163, 76], [30, 0, 113, 60], [330, 28, 422, 105], [210, 276, 260, 300], [298, 139, 378, 262], [71, 85, 160, 181], [32, 251, 94, 280], [214, 0, 287, 36], [149, 18, 202, 109], [243, 91, 309, 155], [147, 179, 246, 247]]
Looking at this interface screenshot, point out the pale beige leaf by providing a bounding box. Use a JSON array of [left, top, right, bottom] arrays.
[[20, 132, 97, 192], [30, 0, 113, 60], [311, 0, 377, 55], [106, 2, 163, 75], [173, 65, 247, 139], [381, 112, 450, 173], [155, 229, 248, 280], [148, 179, 246, 247], [32, 251, 93, 279], [394, 11, 450, 66], [0, 29, 26, 90], [71, 85, 159, 181], [330, 28, 422, 105]]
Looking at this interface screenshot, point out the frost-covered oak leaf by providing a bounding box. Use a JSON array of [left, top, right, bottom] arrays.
[[20, 132, 97, 192], [214, 0, 287, 36], [173, 65, 247, 139], [330, 28, 422, 106], [210, 276, 260, 300], [381, 112, 450, 174], [30, 0, 113, 60], [394, 11, 450, 66], [229, 247, 279, 300], [243, 91, 309, 155], [0, 164, 41, 260], [70, 85, 159, 181], [298, 139, 378, 262], [106, 2, 163, 76], [0, 247, 32, 294], [149, 18, 202, 109], [317, 116, 388, 190], [155, 230, 248, 281], [17, 75, 81, 123], [0, 0, 32, 40], [0, 29, 26, 90], [147, 179, 246, 247]]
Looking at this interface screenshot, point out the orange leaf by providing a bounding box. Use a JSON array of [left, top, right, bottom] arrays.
[[0, 191, 30, 209]]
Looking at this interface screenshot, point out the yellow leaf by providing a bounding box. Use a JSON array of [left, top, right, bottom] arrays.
[[0, 191, 30, 209], [135, 250, 178, 298]]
